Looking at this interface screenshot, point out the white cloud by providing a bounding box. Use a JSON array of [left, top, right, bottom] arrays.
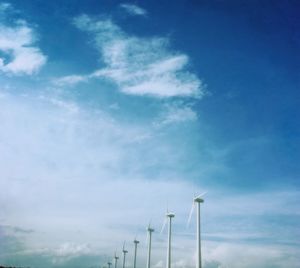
[[0, 2, 11, 12], [120, 3, 147, 16], [0, 20, 46, 75], [154, 104, 198, 126], [204, 242, 300, 268], [54, 242, 92, 258], [154, 260, 164, 268], [53, 74, 88, 86], [56, 15, 204, 98]]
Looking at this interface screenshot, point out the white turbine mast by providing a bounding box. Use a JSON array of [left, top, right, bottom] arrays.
[[108, 261, 112, 268], [122, 242, 128, 268], [146, 223, 155, 268], [133, 238, 140, 268], [187, 192, 206, 268], [161, 210, 175, 268]]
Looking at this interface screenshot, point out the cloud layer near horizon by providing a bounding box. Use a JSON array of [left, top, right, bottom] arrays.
[[1, 91, 300, 268]]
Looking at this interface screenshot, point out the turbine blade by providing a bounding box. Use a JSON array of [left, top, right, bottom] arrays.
[[160, 218, 167, 234], [195, 191, 208, 199], [145, 230, 149, 244], [187, 202, 195, 228]]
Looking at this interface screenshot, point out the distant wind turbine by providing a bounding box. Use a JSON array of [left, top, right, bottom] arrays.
[[161, 211, 175, 268], [133, 238, 139, 268], [146, 223, 155, 268], [187, 192, 206, 268], [114, 252, 119, 268], [122, 242, 128, 268], [108, 261, 112, 268]]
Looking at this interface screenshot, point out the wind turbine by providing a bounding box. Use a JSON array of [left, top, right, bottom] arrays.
[[114, 252, 119, 268], [161, 211, 175, 268], [187, 192, 206, 268], [146, 223, 155, 268], [133, 238, 139, 268], [108, 262, 112, 268], [122, 242, 128, 268]]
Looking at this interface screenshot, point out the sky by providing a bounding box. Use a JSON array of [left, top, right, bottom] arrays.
[[0, 0, 299, 267]]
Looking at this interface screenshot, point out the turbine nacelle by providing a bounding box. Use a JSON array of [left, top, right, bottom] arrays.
[[194, 197, 204, 203], [134, 239, 140, 244], [147, 227, 154, 232], [166, 212, 175, 218], [187, 192, 207, 228], [161, 211, 175, 233], [122, 242, 128, 254]]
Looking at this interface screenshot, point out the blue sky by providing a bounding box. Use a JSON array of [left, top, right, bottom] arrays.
[[0, 1, 299, 268]]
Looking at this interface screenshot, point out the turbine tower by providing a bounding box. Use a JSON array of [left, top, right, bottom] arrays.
[[195, 196, 204, 268], [114, 252, 119, 268], [133, 239, 139, 268], [122, 243, 128, 268], [108, 262, 112, 268], [187, 193, 206, 268], [146, 224, 155, 268], [161, 212, 175, 268]]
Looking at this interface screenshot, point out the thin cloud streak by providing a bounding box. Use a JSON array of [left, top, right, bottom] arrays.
[[120, 3, 148, 17], [0, 2, 11, 12]]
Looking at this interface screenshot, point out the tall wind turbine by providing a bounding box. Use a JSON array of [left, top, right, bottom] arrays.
[[133, 239, 139, 268], [146, 224, 155, 268], [108, 261, 112, 268], [187, 193, 206, 268], [122, 242, 128, 268], [161, 211, 175, 268], [114, 252, 119, 268]]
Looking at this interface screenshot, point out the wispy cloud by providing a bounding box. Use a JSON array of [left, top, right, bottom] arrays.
[[55, 15, 204, 98], [120, 3, 147, 17], [53, 243, 93, 260], [0, 2, 11, 12], [0, 224, 34, 234], [54, 74, 88, 86], [0, 4, 46, 75], [204, 242, 300, 268], [155, 103, 198, 126]]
